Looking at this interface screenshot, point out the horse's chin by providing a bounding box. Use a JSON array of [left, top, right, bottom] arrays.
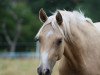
[[38, 71, 51, 75], [44, 72, 51, 75]]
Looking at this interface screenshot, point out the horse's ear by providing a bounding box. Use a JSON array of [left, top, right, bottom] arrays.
[[39, 8, 48, 23], [56, 11, 63, 25]]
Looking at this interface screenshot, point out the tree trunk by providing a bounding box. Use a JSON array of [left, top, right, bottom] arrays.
[[2, 11, 22, 58], [10, 43, 16, 52], [9, 42, 16, 57]]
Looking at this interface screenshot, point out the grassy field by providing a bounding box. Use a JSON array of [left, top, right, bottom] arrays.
[[0, 58, 59, 75]]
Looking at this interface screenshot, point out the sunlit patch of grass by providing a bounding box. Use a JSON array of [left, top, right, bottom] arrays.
[[0, 58, 58, 75]]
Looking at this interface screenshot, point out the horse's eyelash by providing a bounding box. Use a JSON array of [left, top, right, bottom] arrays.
[[34, 37, 39, 42]]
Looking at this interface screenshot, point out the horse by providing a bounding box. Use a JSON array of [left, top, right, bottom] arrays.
[[35, 8, 100, 75]]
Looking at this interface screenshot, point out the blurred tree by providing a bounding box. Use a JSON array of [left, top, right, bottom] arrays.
[[44, 0, 80, 12], [0, 0, 24, 53], [76, 0, 100, 22], [28, 0, 81, 15], [0, 0, 11, 51], [0, 0, 41, 52]]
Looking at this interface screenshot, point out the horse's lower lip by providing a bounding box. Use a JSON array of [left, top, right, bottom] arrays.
[[38, 72, 51, 75], [43, 72, 51, 75]]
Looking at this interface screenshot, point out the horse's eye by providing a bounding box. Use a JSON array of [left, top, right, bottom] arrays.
[[34, 37, 40, 42], [56, 38, 62, 46]]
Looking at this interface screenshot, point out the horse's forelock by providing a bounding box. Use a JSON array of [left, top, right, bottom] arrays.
[[36, 14, 64, 38]]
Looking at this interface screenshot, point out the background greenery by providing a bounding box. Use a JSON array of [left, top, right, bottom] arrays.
[[0, 0, 100, 52]]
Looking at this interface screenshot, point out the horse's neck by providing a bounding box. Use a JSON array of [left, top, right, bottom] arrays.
[[63, 39, 86, 74], [64, 38, 84, 70], [63, 21, 100, 71], [63, 21, 87, 66]]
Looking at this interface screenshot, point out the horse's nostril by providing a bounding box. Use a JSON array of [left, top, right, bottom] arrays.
[[37, 66, 51, 75], [45, 69, 51, 75], [37, 67, 42, 75]]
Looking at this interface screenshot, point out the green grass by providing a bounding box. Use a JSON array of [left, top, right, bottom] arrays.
[[0, 58, 59, 75]]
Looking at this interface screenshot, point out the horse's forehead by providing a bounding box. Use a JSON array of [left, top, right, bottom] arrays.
[[40, 24, 61, 39], [41, 25, 55, 38], [46, 30, 54, 38]]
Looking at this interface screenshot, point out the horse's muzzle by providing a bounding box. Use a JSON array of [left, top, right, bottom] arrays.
[[37, 66, 51, 75]]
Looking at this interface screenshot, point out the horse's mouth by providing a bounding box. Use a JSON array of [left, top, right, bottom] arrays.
[[37, 70, 51, 75], [37, 67, 52, 75]]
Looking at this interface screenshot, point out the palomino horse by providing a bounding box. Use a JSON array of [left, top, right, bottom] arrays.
[[35, 8, 100, 75]]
